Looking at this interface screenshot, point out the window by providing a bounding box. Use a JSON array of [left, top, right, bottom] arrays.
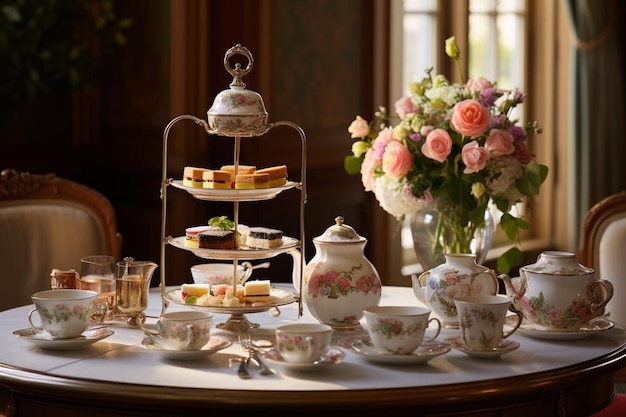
[[394, 0, 557, 274]]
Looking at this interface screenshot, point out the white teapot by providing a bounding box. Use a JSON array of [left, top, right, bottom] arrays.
[[303, 216, 382, 331], [501, 251, 613, 331], [412, 253, 500, 328]]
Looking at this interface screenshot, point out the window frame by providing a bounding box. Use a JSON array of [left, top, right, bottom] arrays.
[[386, 0, 567, 280]]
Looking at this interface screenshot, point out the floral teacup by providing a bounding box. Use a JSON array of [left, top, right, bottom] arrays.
[[362, 305, 441, 354], [275, 323, 332, 363], [28, 289, 97, 339]]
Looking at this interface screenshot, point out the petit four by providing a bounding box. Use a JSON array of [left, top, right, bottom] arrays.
[[246, 227, 284, 249], [235, 173, 270, 189], [244, 279, 271, 303], [184, 225, 211, 248], [198, 228, 235, 249]]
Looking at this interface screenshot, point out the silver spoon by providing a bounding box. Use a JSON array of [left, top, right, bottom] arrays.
[[250, 348, 276, 375]]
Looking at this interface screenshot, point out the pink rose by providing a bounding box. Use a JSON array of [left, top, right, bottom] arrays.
[[394, 96, 418, 119], [382, 141, 412, 178], [450, 99, 490, 137], [348, 115, 370, 138], [420, 125, 434, 136], [485, 129, 515, 156], [360, 148, 380, 191], [466, 78, 494, 92], [461, 141, 489, 173], [421, 129, 452, 163]]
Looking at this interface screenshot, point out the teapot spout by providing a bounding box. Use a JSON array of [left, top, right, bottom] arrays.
[[498, 273, 527, 302]]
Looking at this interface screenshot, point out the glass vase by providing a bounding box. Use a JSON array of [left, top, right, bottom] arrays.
[[410, 200, 494, 270]]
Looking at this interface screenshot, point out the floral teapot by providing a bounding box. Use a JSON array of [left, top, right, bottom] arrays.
[[411, 253, 500, 328], [500, 251, 613, 331], [303, 216, 382, 331]]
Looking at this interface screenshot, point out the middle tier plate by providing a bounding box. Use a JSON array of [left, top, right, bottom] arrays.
[[167, 236, 300, 260]]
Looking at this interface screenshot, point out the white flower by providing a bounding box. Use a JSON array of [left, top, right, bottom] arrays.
[[373, 176, 428, 219], [486, 156, 524, 199]]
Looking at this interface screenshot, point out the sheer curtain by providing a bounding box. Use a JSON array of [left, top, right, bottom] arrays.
[[565, 0, 626, 246]]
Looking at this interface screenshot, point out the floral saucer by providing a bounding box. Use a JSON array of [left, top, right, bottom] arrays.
[[444, 336, 519, 359], [13, 326, 114, 350], [342, 336, 451, 365], [504, 316, 615, 341], [262, 349, 345, 371], [141, 335, 231, 360]]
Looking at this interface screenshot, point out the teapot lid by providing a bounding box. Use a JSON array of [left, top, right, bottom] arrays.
[[314, 216, 365, 243], [207, 44, 269, 136], [521, 251, 594, 275]]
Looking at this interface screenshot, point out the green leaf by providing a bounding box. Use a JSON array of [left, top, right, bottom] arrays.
[[208, 216, 234, 230], [344, 155, 363, 175], [500, 213, 519, 241], [497, 247, 524, 274], [185, 296, 197, 305]]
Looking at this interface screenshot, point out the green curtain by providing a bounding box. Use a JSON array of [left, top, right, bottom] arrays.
[[565, 0, 626, 246]]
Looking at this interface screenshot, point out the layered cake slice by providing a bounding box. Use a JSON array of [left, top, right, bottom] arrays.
[[182, 166, 209, 188], [202, 170, 231, 189], [180, 283, 211, 303], [246, 227, 283, 249], [235, 173, 270, 189], [198, 227, 235, 249], [220, 164, 257, 182], [184, 225, 212, 248], [244, 279, 271, 303], [256, 165, 288, 187]]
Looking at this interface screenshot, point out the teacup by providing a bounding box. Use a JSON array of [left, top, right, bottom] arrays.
[[28, 289, 97, 339], [454, 295, 523, 351], [190, 262, 253, 286], [275, 323, 332, 363], [150, 311, 213, 350], [362, 305, 441, 355]]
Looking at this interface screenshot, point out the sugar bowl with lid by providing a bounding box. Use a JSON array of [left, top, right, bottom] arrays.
[[501, 251, 613, 330], [302, 216, 382, 332]]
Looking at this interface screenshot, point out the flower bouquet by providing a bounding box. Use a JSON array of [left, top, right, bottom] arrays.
[[344, 37, 548, 273]]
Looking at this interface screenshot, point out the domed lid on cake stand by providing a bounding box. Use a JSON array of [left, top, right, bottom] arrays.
[[207, 44, 269, 137]]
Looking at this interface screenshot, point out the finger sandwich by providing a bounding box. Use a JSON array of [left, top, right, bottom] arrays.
[[202, 170, 231, 189], [256, 165, 288, 187], [235, 173, 270, 189], [183, 166, 209, 188]]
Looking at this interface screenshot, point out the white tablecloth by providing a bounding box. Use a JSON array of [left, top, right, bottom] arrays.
[[1, 285, 625, 392]]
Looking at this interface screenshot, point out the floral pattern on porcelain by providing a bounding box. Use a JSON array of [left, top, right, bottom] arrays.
[[520, 291, 596, 329], [426, 271, 490, 319], [217, 92, 264, 112], [39, 304, 91, 325], [277, 334, 317, 353], [162, 322, 210, 344], [458, 307, 499, 349], [370, 318, 423, 339], [306, 262, 381, 299]]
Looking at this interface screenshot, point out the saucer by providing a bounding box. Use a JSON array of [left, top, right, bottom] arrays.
[[13, 327, 114, 350], [262, 349, 345, 371], [344, 337, 451, 365], [141, 335, 231, 360], [444, 336, 519, 358], [505, 316, 615, 341]]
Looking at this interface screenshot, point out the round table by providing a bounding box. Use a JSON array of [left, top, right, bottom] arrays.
[[1, 285, 625, 417]]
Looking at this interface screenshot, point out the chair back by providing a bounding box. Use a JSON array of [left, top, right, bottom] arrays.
[[579, 191, 626, 328], [0, 169, 122, 311]]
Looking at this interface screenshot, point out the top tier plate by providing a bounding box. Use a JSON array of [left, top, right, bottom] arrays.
[[170, 180, 298, 202]]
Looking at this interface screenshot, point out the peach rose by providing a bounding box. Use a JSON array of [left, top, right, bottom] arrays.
[[382, 141, 412, 178], [461, 141, 489, 173], [394, 96, 418, 119], [421, 129, 452, 163], [485, 129, 515, 157], [450, 99, 490, 137], [348, 115, 370, 138]]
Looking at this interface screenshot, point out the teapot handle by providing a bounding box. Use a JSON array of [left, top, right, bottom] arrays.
[[587, 279, 614, 314]]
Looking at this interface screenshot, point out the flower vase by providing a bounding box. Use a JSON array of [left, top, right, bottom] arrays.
[[410, 201, 494, 270]]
